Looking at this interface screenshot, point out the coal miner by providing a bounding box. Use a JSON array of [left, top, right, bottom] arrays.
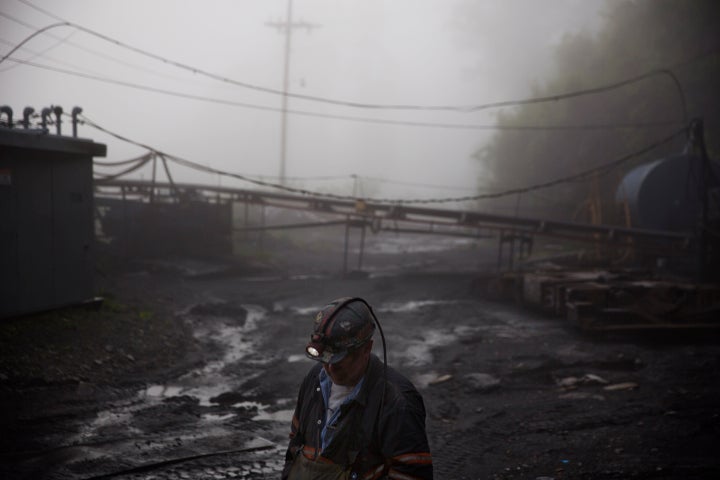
[[282, 297, 433, 480]]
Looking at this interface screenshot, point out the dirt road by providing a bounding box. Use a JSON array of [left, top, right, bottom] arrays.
[[1, 235, 719, 479]]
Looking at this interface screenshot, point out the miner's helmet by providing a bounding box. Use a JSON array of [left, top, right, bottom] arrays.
[[305, 297, 376, 364]]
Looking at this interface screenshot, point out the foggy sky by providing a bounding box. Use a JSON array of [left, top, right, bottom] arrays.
[[1, 0, 607, 201]]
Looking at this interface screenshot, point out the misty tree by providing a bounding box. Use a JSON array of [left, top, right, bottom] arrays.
[[476, 0, 720, 223]]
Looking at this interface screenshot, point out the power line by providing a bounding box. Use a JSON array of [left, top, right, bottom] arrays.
[[0, 10, 237, 87], [0, 20, 68, 65], [93, 152, 153, 181], [90, 156, 614, 196], [80, 113, 689, 205], [5, 57, 683, 132], [0, 29, 75, 73], [6, 2, 696, 117]]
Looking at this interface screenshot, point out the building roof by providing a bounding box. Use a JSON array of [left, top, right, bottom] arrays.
[[0, 128, 106, 157]]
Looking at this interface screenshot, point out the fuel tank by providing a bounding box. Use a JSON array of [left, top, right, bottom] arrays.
[[616, 153, 718, 232]]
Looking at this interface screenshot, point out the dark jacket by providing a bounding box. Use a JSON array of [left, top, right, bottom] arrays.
[[282, 354, 433, 480]]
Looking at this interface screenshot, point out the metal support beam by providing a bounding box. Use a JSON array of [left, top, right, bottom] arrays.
[[95, 179, 696, 257]]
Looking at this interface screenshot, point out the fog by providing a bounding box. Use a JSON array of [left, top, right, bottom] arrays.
[[1, 0, 607, 201]]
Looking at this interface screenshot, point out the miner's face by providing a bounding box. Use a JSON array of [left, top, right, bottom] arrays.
[[323, 340, 372, 387]]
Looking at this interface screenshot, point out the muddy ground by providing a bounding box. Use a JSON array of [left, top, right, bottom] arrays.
[[1, 232, 719, 480]]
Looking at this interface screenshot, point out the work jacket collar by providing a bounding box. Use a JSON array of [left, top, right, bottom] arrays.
[[353, 354, 384, 408]]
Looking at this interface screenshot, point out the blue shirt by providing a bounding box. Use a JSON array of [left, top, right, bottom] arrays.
[[318, 368, 365, 452]]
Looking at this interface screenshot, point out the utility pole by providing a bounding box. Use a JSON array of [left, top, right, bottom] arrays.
[[265, 0, 320, 185]]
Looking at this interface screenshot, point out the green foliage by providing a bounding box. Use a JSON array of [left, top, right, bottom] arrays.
[[477, 0, 720, 221]]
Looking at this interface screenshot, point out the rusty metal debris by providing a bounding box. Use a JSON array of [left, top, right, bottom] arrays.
[[490, 269, 720, 332]]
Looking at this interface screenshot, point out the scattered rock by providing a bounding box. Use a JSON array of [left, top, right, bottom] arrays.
[[210, 391, 247, 406], [428, 374, 453, 385], [558, 391, 605, 401], [464, 373, 500, 392], [583, 373, 609, 384], [556, 376, 580, 388], [556, 373, 609, 389], [603, 382, 638, 391]]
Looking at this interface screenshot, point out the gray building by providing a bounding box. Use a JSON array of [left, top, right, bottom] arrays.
[[0, 126, 106, 318]]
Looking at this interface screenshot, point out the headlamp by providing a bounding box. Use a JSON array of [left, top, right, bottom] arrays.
[[305, 334, 338, 363]]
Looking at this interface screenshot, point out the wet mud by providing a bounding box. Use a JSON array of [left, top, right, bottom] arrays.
[[1, 234, 719, 479]]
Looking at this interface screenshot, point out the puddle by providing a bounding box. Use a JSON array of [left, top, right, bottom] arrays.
[[72, 303, 272, 449], [288, 305, 323, 315], [71, 401, 145, 444], [378, 299, 460, 313], [391, 328, 458, 366], [202, 413, 236, 422], [287, 354, 310, 363], [233, 401, 294, 423], [145, 385, 183, 397], [253, 408, 294, 423], [143, 304, 267, 406], [70, 298, 513, 465], [289, 299, 463, 318]]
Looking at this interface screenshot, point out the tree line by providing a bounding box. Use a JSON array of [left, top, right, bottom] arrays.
[[476, 0, 719, 224]]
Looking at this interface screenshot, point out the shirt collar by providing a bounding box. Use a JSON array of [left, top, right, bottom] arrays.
[[318, 367, 365, 406]]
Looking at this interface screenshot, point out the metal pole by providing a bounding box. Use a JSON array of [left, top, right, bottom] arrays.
[[260, 205, 266, 251], [343, 217, 350, 275], [242, 199, 249, 243], [497, 230, 504, 272], [358, 221, 366, 271], [149, 154, 157, 204], [266, 3, 319, 185], [279, 0, 293, 185], [508, 233, 515, 270]]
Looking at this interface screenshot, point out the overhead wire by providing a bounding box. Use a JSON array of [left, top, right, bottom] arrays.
[[0, 10, 200, 82], [0, 29, 75, 72], [0, 20, 68, 65], [79, 113, 689, 205], [6, 0, 698, 119], [2, 4, 706, 133], [2, 56, 685, 132], [3, 2, 699, 212], [93, 152, 153, 180], [94, 152, 153, 167], [6, 3, 698, 197]]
